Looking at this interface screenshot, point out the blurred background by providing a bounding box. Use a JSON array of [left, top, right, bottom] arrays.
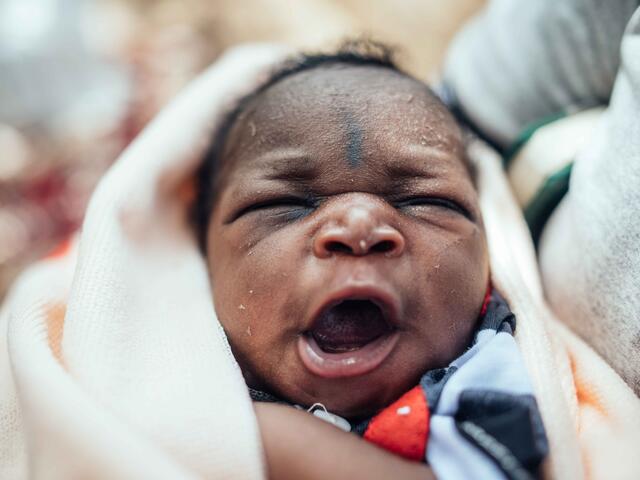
[[0, 0, 483, 299]]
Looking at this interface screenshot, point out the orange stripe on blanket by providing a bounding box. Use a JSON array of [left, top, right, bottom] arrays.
[[570, 351, 606, 420], [45, 237, 72, 260], [44, 302, 66, 363]]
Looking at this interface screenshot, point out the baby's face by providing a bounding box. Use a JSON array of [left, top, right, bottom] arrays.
[[206, 65, 489, 418]]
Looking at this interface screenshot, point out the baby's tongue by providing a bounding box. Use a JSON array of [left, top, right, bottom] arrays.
[[311, 300, 389, 353]]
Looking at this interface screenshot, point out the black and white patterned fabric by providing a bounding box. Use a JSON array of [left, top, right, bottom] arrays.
[[251, 290, 548, 479]]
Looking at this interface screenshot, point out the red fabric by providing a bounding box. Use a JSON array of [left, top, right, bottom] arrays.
[[480, 284, 492, 317], [363, 386, 429, 462], [362, 285, 489, 462]]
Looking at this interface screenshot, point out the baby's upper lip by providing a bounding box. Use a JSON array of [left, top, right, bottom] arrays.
[[306, 283, 401, 332]]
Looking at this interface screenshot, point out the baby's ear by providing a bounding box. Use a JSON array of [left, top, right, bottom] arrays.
[[171, 173, 198, 237], [462, 149, 478, 187], [176, 176, 197, 210]]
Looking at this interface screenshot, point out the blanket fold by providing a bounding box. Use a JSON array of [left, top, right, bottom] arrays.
[[1, 43, 639, 479]]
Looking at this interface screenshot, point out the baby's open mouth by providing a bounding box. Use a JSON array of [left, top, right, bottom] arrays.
[[309, 300, 393, 353], [298, 295, 400, 379]]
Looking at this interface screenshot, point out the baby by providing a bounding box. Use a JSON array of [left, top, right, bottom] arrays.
[[193, 44, 547, 480]]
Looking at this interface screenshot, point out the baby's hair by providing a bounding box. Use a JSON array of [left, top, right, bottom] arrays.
[[193, 40, 471, 253]]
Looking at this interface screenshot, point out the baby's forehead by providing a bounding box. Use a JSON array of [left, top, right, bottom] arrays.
[[220, 64, 466, 179], [243, 65, 455, 129]]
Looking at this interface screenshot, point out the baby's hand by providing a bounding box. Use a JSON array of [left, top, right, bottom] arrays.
[[253, 402, 436, 480]]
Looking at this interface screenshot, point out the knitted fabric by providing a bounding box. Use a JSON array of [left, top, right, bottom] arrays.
[[1, 44, 639, 479]]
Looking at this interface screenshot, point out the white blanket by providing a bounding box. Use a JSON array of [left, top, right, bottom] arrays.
[[2, 44, 639, 480]]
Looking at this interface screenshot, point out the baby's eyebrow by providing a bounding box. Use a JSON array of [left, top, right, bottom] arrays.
[[239, 145, 461, 184], [265, 167, 318, 183], [385, 163, 437, 180], [383, 145, 462, 180], [245, 148, 319, 182]]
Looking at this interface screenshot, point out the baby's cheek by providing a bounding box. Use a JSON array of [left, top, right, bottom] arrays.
[[210, 232, 301, 351], [210, 239, 307, 394], [212, 261, 275, 340], [414, 229, 488, 350], [443, 231, 487, 290]]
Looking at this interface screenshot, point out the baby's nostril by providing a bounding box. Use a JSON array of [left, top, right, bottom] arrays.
[[326, 241, 353, 254], [371, 240, 396, 253]]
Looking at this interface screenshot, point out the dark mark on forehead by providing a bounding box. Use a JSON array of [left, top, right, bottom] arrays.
[[343, 111, 364, 168]]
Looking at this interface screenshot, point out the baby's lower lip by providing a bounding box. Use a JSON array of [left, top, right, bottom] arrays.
[[297, 331, 399, 379]]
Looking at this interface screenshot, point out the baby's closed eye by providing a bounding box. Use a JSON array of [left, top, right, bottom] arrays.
[[394, 196, 472, 220], [234, 195, 316, 223]]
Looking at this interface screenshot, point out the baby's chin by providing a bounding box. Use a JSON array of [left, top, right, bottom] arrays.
[[244, 362, 424, 420], [235, 314, 476, 418], [290, 383, 415, 420]]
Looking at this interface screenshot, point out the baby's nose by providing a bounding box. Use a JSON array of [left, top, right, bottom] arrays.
[[313, 196, 405, 258]]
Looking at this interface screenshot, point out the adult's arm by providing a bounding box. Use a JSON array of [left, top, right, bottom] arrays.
[[445, 0, 640, 394], [444, 0, 638, 148], [254, 402, 436, 480], [538, 10, 640, 394]]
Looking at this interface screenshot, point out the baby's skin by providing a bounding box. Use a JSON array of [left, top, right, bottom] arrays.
[[202, 61, 489, 478]]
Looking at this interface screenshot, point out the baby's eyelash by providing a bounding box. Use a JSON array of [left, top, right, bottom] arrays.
[[395, 197, 472, 219], [230, 196, 316, 222]]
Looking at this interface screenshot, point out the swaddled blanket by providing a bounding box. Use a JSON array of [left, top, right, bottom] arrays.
[[251, 290, 549, 480], [445, 0, 640, 399], [1, 44, 640, 480]]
